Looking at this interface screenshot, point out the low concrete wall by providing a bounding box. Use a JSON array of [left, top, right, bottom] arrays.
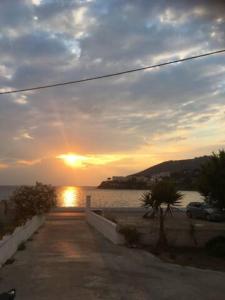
[[85, 197, 185, 246], [0, 215, 45, 267], [85, 197, 224, 248], [86, 210, 124, 244], [86, 210, 225, 247]]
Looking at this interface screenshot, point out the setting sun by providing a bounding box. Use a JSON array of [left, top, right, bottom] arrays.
[[57, 152, 123, 168], [57, 153, 86, 168]]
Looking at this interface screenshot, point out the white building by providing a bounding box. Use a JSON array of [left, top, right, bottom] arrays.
[[150, 172, 170, 182]]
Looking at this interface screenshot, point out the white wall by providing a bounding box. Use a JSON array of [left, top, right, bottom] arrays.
[[85, 197, 203, 247], [86, 210, 125, 244], [0, 215, 45, 267]]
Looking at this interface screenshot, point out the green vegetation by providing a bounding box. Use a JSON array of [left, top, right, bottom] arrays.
[[141, 191, 154, 217], [10, 182, 57, 224], [105, 214, 117, 223], [4, 258, 15, 265], [18, 242, 26, 251], [141, 180, 182, 218], [141, 180, 183, 251], [0, 223, 17, 239], [205, 236, 225, 258], [98, 176, 149, 189], [198, 150, 225, 209], [118, 225, 140, 247]]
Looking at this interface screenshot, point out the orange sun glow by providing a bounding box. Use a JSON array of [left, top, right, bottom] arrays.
[[57, 152, 123, 168], [57, 153, 86, 168]]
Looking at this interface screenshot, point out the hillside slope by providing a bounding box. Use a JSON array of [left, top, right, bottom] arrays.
[[129, 156, 209, 178], [98, 156, 210, 190]]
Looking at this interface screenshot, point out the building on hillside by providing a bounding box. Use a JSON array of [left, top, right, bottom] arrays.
[[112, 176, 128, 182], [150, 171, 171, 182]]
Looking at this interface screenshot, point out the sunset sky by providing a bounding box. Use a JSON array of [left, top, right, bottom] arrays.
[[0, 0, 225, 186]]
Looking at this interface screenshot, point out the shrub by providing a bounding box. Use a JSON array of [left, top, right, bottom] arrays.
[[205, 236, 225, 258], [10, 182, 57, 224], [198, 150, 225, 209], [105, 214, 117, 223], [18, 242, 26, 251], [4, 258, 15, 265], [118, 225, 140, 247]]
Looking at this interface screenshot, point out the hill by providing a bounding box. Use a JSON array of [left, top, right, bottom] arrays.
[[98, 156, 210, 190], [129, 156, 209, 178]]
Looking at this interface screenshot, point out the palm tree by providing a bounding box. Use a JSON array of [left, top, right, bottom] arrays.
[[154, 180, 183, 250], [162, 181, 183, 215], [141, 180, 183, 251], [141, 191, 160, 218]]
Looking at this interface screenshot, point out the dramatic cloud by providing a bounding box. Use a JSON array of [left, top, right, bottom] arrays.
[[0, 0, 225, 185]]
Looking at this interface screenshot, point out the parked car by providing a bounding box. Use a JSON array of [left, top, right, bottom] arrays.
[[186, 202, 225, 222]]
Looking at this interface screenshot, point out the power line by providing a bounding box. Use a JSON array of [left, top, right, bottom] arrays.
[[0, 49, 225, 96]]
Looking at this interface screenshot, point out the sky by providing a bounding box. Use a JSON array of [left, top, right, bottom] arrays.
[[0, 0, 225, 186]]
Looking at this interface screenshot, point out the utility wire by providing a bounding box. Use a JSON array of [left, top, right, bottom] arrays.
[[0, 49, 225, 95]]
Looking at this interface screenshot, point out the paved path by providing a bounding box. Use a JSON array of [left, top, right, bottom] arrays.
[[0, 212, 225, 300]]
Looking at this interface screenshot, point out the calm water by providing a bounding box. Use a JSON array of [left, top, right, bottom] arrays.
[[0, 185, 203, 208]]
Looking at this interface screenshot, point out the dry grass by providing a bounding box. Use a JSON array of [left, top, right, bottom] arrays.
[[105, 211, 225, 230]]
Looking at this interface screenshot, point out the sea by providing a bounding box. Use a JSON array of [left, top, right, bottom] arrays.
[[0, 186, 203, 208]]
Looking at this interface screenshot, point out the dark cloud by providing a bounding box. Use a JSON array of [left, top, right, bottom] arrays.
[[169, 0, 225, 19], [0, 0, 32, 29], [0, 0, 225, 183]]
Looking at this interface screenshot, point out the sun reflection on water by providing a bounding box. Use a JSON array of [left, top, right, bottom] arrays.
[[62, 186, 78, 207]]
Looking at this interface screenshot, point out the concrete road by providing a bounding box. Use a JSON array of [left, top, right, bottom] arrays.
[[0, 212, 225, 300]]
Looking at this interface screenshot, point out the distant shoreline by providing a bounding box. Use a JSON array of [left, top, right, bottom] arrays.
[[97, 186, 198, 191]]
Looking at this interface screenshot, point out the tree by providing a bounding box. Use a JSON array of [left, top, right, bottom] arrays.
[[162, 180, 183, 214], [198, 150, 225, 209], [141, 180, 183, 250], [141, 180, 182, 217], [10, 182, 57, 224], [141, 191, 159, 218]]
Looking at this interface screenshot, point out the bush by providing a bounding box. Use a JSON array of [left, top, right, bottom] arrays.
[[18, 242, 26, 251], [118, 225, 140, 247], [205, 236, 225, 258], [105, 214, 117, 223], [198, 150, 225, 209], [10, 182, 57, 223]]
